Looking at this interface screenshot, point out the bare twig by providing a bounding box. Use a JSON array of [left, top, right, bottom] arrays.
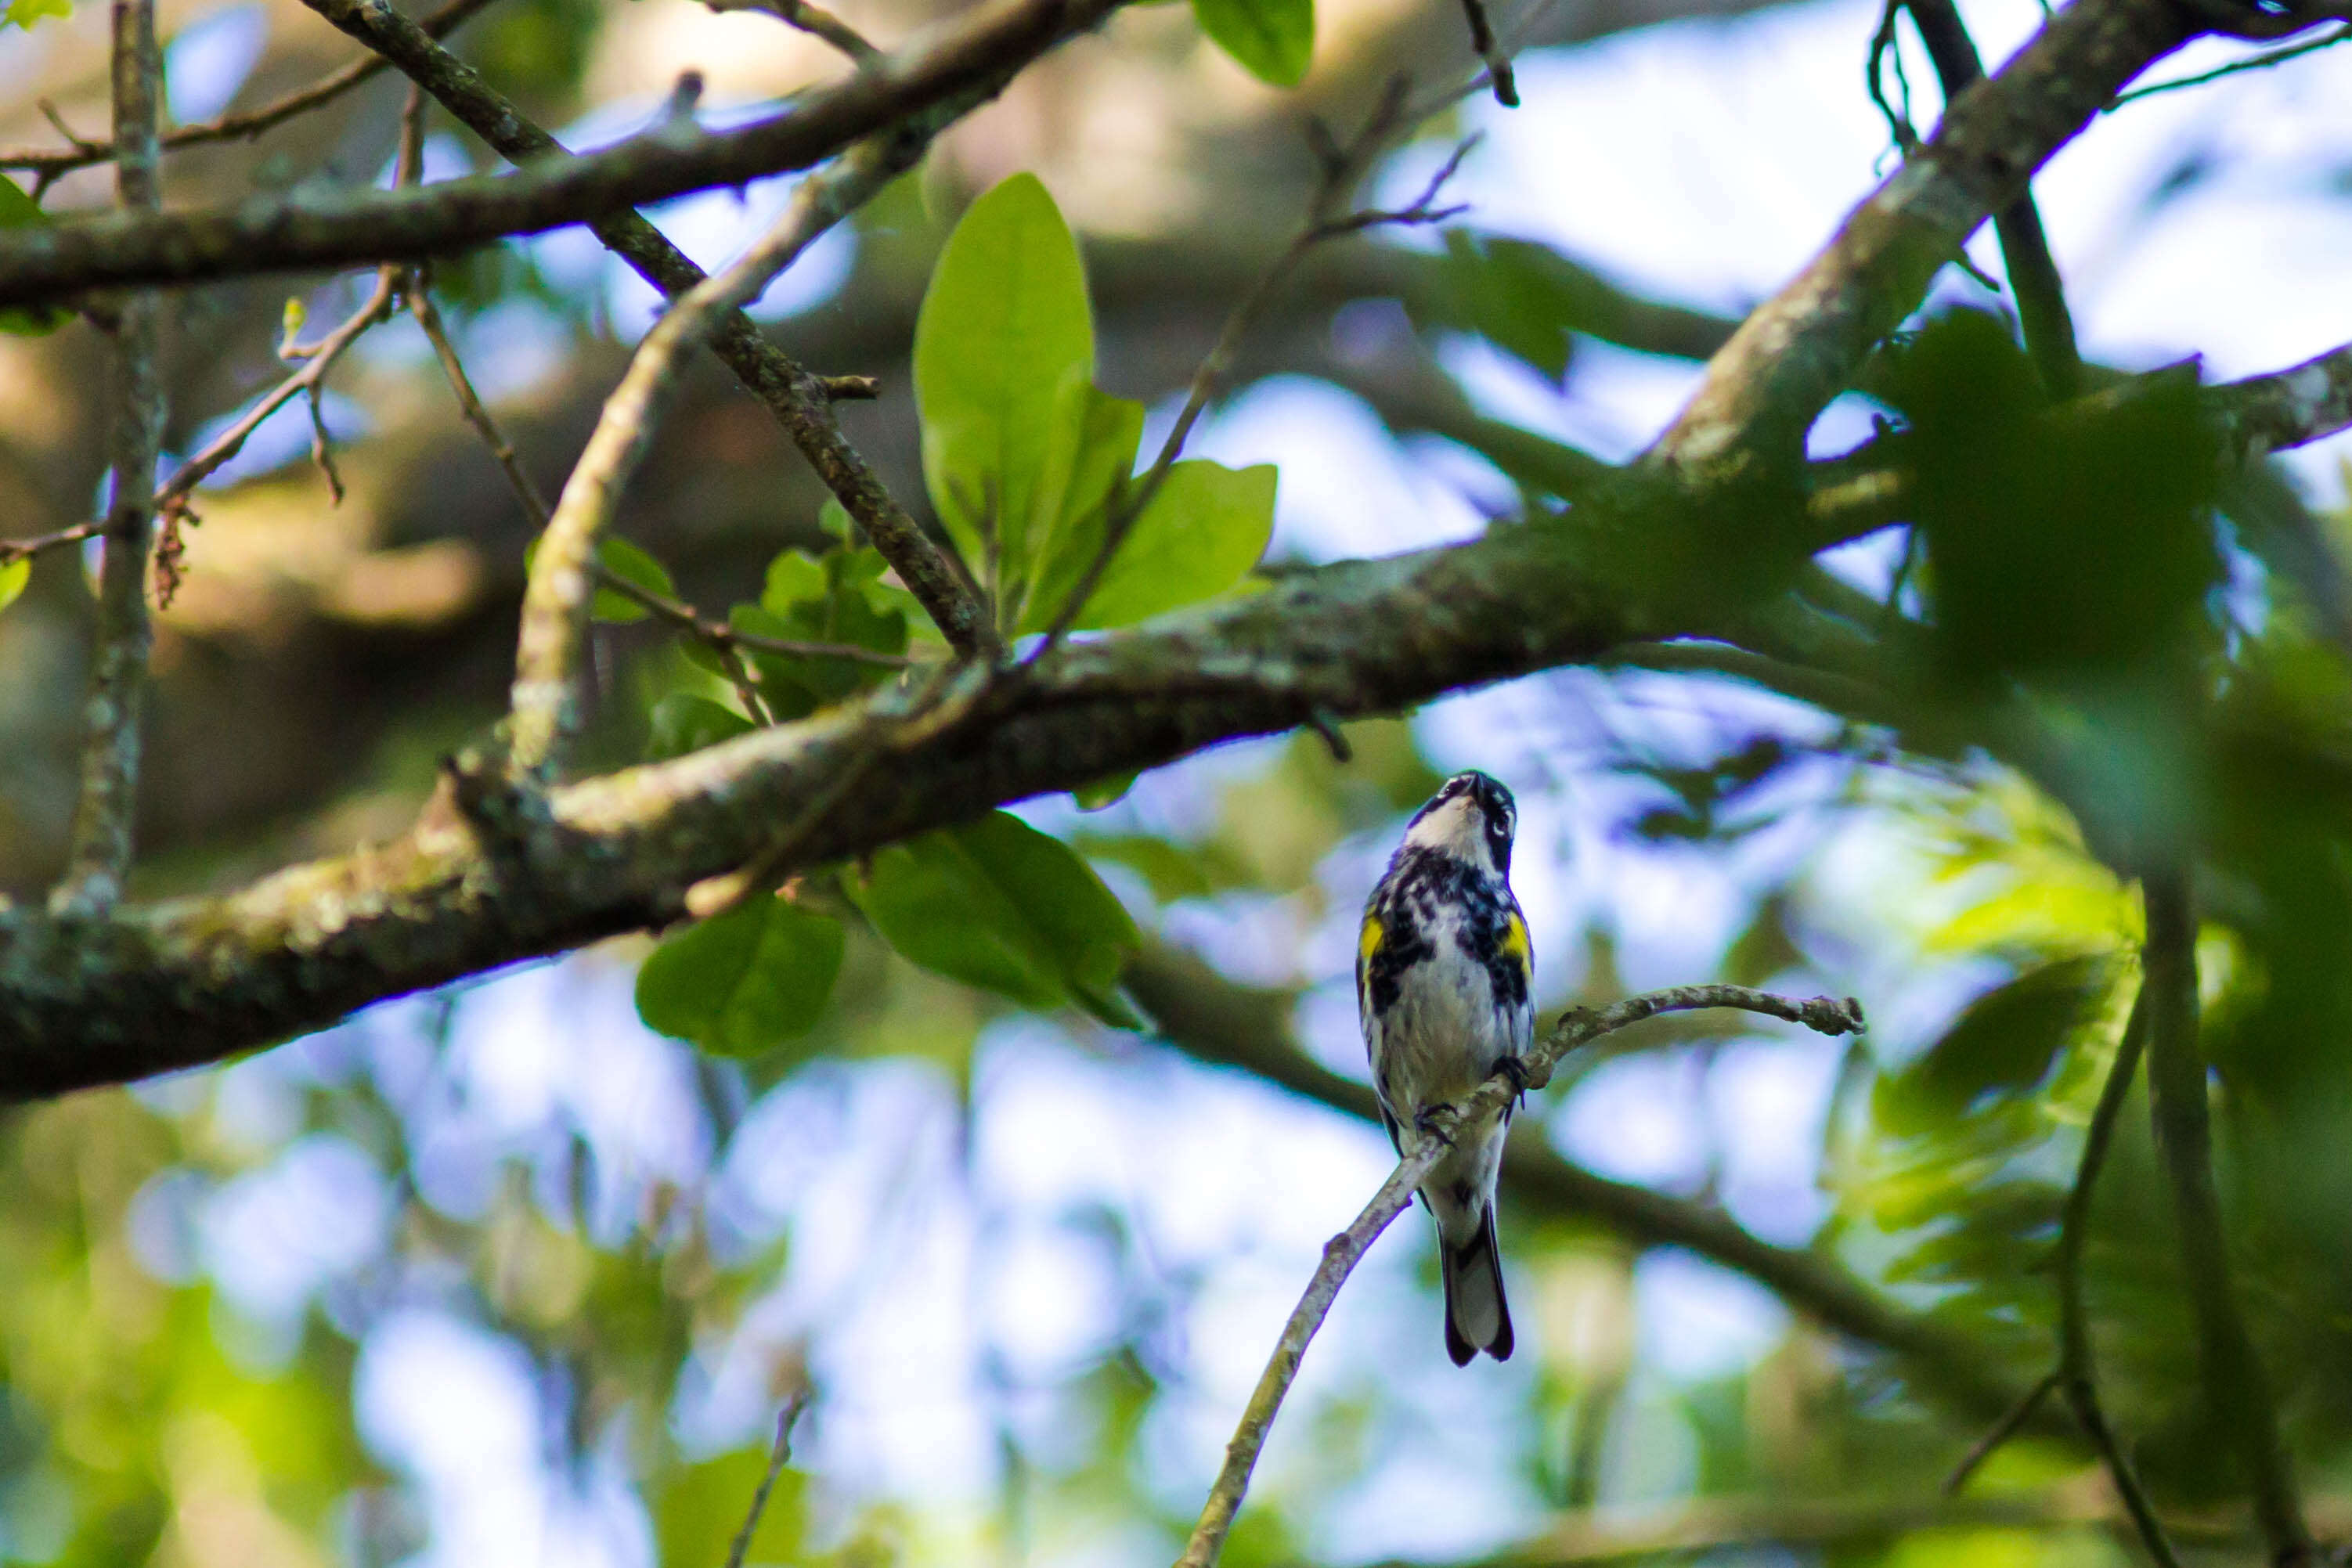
[[723, 1391, 812, 1568], [2141, 874, 2314, 1566], [297, 0, 997, 659], [2054, 988, 2183, 1568], [1037, 80, 1473, 647], [702, 0, 882, 62], [1943, 1372, 2061, 1496], [1456, 0, 1520, 105], [406, 273, 552, 527], [589, 568, 915, 669], [151, 271, 399, 514], [2109, 20, 2350, 103], [51, 0, 167, 919], [0, 0, 503, 177], [1172, 986, 1865, 1568], [508, 112, 954, 776], [146, 93, 428, 602], [0, 521, 103, 567]]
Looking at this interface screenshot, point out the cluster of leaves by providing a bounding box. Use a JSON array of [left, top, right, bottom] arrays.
[[618, 175, 1275, 1062]]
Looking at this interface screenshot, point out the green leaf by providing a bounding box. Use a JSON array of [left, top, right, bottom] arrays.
[[0, 557, 27, 616], [1192, 0, 1313, 85], [3, 0, 70, 23], [635, 898, 846, 1057], [734, 544, 910, 718], [655, 1450, 806, 1568], [847, 810, 1142, 1026], [1067, 460, 1276, 629], [644, 693, 753, 762], [591, 536, 673, 622], [1875, 956, 2109, 1136], [0, 176, 66, 336], [913, 175, 1095, 600], [521, 533, 674, 622], [1019, 385, 1147, 632]]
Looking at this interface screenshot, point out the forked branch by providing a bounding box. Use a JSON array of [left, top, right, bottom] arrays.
[[300, 0, 995, 657], [508, 107, 964, 775]]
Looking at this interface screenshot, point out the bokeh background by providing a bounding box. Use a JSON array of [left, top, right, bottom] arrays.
[[1, 0, 2350, 1563]]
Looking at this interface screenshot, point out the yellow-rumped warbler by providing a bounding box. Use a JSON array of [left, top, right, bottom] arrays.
[[1358, 770, 1531, 1365]]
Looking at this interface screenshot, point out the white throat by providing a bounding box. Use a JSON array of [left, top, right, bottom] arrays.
[[1401, 796, 1496, 874]]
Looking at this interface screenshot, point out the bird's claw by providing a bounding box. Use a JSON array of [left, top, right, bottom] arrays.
[[1498, 1055, 1532, 1105], [1412, 1106, 1456, 1147]]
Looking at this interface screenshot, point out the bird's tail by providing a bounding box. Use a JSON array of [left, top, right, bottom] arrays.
[[1440, 1203, 1513, 1366]]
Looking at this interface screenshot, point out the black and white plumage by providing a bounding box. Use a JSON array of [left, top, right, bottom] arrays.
[[1357, 770, 1533, 1365]]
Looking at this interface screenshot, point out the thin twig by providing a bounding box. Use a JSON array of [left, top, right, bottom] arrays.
[[0, 0, 503, 176], [151, 271, 399, 514], [507, 112, 954, 776], [589, 568, 915, 669], [2108, 21, 2350, 104], [1943, 1372, 2061, 1497], [702, 0, 882, 62], [1172, 986, 1865, 1568], [2054, 987, 2183, 1568], [723, 1390, 812, 1568], [1456, 0, 1519, 105], [1034, 80, 1473, 650], [51, 0, 166, 919], [1899, 0, 2081, 398], [149, 89, 427, 598], [2141, 873, 2314, 1568], [295, 0, 998, 661], [0, 521, 103, 566], [406, 272, 553, 527]]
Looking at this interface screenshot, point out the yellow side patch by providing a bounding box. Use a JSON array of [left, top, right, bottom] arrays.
[[1359, 914, 1383, 965], [1502, 912, 1530, 968]]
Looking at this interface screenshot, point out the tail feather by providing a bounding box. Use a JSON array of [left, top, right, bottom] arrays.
[[1439, 1204, 1513, 1366]]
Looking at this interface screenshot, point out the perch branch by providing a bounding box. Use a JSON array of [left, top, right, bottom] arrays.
[[1171, 988, 1866, 1568]]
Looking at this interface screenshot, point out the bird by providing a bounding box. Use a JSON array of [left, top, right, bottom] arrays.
[[1357, 769, 1532, 1365]]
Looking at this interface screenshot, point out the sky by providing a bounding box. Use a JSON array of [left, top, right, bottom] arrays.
[[60, 0, 2352, 1561]]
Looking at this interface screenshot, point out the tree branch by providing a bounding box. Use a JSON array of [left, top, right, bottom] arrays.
[[1171, 986, 1865, 1568], [506, 107, 958, 777], [2210, 340, 2352, 464], [0, 0, 502, 178], [2142, 871, 2313, 1567], [1898, 0, 2083, 399], [1118, 943, 2036, 1425], [50, 0, 167, 919], [2054, 986, 2183, 1568], [301, 0, 995, 657], [1652, 0, 2199, 481], [0, 0, 1130, 308], [723, 1392, 810, 1568]]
